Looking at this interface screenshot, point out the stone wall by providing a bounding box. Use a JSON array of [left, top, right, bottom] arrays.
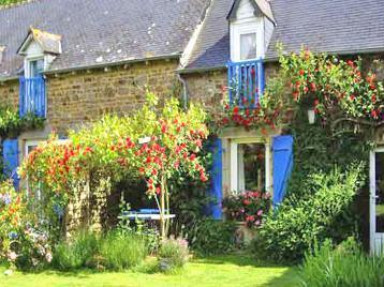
[[46, 59, 180, 133], [182, 69, 227, 116], [0, 79, 19, 108]]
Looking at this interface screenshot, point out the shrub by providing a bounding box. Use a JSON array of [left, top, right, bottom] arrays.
[[188, 218, 237, 256], [100, 230, 147, 271], [52, 230, 100, 271], [300, 238, 384, 287], [52, 229, 147, 271], [158, 237, 189, 272], [252, 165, 363, 263]]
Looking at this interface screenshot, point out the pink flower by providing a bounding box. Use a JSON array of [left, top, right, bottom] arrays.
[[257, 210, 263, 216], [7, 251, 17, 261], [255, 220, 261, 226]]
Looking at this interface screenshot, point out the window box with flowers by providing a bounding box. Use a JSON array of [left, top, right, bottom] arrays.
[[223, 190, 271, 242]]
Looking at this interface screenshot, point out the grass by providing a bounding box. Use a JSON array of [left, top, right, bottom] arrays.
[[0, 255, 299, 287]]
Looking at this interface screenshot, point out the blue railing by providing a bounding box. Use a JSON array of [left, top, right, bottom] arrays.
[[227, 59, 265, 108], [19, 76, 46, 118]]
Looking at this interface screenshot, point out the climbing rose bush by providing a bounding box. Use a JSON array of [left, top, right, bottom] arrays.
[[21, 92, 209, 238]]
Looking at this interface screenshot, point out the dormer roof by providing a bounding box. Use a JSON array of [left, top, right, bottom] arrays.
[[227, 0, 275, 23], [17, 27, 62, 56]]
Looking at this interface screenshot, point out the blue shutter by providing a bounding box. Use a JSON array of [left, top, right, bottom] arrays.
[[272, 135, 294, 206], [3, 139, 20, 189], [208, 138, 223, 219]]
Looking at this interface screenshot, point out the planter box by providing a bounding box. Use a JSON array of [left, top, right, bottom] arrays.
[[235, 221, 257, 244]]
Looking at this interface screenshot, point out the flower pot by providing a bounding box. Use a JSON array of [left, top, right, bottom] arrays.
[[235, 221, 257, 244], [159, 258, 173, 272]]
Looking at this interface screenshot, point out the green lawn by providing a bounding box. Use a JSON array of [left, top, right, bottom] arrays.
[[0, 255, 299, 287]]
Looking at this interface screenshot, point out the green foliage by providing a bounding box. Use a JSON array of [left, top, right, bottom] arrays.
[[158, 237, 189, 272], [0, 0, 23, 6], [100, 230, 147, 271], [253, 165, 364, 263], [52, 230, 100, 271], [168, 137, 214, 236], [300, 238, 384, 287], [52, 229, 147, 271], [187, 218, 237, 256], [0, 106, 43, 139]]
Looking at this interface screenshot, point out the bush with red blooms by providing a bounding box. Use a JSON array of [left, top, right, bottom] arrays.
[[222, 191, 271, 228], [20, 92, 209, 238], [218, 48, 384, 132]]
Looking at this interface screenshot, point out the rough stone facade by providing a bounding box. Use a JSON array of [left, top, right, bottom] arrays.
[[183, 69, 227, 116], [0, 79, 19, 108], [45, 59, 180, 133]]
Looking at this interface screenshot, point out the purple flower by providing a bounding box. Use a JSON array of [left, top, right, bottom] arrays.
[[8, 231, 18, 240]]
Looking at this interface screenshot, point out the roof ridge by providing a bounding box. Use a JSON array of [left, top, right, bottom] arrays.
[[0, 0, 39, 11]]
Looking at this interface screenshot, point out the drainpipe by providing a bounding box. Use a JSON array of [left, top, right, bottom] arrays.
[[177, 74, 188, 110]]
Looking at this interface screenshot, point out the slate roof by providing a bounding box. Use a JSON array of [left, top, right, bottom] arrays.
[[183, 0, 384, 72], [0, 0, 210, 78]]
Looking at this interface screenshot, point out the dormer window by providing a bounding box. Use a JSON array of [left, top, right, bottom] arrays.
[[16, 27, 61, 118], [27, 58, 44, 78], [228, 0, 276, 62]]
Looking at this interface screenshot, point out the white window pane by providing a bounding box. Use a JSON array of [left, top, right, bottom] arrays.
[[237, 143, 265, 192], [29, 59, 44, 77], [240, 33, 257, 60]]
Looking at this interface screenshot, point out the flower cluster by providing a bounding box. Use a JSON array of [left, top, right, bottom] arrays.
[[285, 49, 384, 120], [218, 103, 280, 135], [218, 48, 384, 132], [223, 190, 271, 228]]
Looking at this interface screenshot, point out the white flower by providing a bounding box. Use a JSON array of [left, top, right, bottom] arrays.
[[45, 252, 53, 263]]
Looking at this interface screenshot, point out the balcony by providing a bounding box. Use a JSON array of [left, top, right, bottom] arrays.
[[227, 59, 265, 108], [19, 76, 46, 118]]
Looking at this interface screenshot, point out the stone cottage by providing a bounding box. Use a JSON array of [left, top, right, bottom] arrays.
[[1, 0, 384, 251]]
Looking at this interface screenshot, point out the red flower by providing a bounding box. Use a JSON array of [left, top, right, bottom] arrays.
[[243, 199, 251, 206], [233, 106, 239, 115], [347, 60, 354, 67], [372, 94, 377, 103], [161, 123, 167, 133], [156, 186, 161, 195], [200, 172, 208, 182], [151, 169, 158, 176], [246, 215, 255, 222], [189, 153, 196, 161], [350, 94, 356, 101], [371, 109, 379, 119], [299, 69, 305, 76]]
